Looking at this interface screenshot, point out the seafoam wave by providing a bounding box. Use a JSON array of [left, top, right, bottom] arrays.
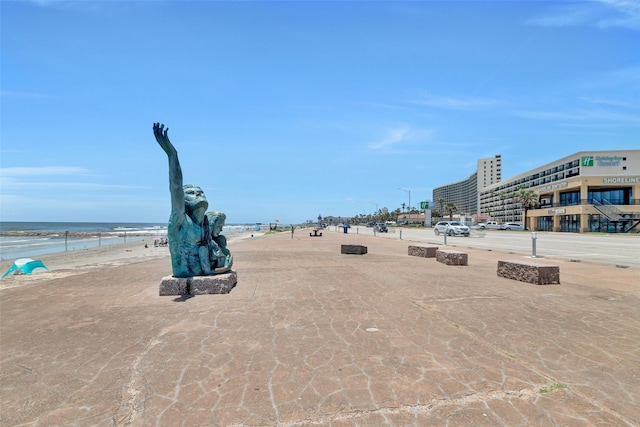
[[0, 221, 256, 261]]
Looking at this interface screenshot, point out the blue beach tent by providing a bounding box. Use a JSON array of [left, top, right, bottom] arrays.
[[2, 258, 49, 279]]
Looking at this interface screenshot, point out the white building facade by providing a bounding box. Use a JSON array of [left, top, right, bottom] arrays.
[[433, 155, 502, 216]]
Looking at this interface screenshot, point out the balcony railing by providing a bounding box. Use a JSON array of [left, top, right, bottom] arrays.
[[537, 199, 640, 209]]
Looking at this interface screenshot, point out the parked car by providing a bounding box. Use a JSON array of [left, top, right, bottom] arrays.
[[374, 223, 388, 233], [366, 222, 375, 228], [434, 221, 470, 236], [499, 222, 525, 230], [478, 221, 500, 229]]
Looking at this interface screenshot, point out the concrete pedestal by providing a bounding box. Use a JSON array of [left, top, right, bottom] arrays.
[[159, 270, 237, 296]]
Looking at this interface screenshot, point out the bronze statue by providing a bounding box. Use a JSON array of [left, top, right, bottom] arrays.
[[153, 123, 232, 277]]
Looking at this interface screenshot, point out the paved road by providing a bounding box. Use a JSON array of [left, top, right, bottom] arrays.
[[332, 226, 640, 268]]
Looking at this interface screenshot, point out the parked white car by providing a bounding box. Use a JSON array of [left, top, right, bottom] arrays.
[[499, 222, 525, 230], [434, 221, 470, 236], [478, 221, 500, 229]]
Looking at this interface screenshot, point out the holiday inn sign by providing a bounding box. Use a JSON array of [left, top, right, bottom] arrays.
[[582, 155, 623, 167]]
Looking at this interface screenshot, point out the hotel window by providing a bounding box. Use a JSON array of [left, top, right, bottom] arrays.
[[560, 191, 580, 206]]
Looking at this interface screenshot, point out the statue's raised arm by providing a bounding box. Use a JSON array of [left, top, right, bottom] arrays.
[[153, 123, 185, 221]]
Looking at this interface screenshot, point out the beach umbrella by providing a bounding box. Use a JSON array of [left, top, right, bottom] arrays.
[[2, 258, 49, 279]]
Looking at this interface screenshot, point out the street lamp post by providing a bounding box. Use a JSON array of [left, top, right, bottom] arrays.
[[398, 188, 410, 222]]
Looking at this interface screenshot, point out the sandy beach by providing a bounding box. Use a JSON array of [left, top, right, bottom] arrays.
[[1, 229, 638, 426], [0, 230, 263, 290]]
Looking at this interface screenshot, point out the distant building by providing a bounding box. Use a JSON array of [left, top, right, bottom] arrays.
[[433, 155, 502, 215], [398, 213, 425, 224]]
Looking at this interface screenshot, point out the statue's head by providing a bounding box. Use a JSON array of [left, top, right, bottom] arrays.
[[206, 211, 226, 237], [183, 185, 208, 215]]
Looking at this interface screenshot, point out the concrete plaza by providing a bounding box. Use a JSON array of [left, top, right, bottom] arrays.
[[1, 230, 638, 426]]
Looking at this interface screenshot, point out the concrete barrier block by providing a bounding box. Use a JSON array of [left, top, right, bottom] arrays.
[[341, 244, 368, 255], [497, 260, 559, 285], [436, 249, 468, 266], [408, 245, 438, 258]]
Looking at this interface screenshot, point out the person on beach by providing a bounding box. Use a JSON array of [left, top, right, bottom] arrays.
[[153, 123, 231, 277]]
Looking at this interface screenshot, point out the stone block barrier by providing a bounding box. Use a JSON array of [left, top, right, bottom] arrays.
[[408, 245, 438, 258], [341, 244, 368, 255], [436, 249, 468, 266], [497, 260, 560, 285]]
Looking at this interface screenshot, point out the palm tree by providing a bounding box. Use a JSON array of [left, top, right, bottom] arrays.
[[514, 186, 539, 230], [445, 202, 458, 220], [437, 198, 445, 213]]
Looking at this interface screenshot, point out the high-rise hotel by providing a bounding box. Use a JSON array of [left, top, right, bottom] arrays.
[[432, 155, 502, 216]]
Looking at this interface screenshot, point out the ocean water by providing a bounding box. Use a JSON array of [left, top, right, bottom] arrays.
[[0, 222, 258, 261], [0, 222, 167, 261]]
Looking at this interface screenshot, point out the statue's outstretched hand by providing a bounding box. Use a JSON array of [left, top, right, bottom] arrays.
[[153, 123, 176, 156]]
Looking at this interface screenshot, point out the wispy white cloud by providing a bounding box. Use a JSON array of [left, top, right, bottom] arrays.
[[357, 101, 407, 111], [413, 94, 500, 110], [27, 0, 137, 14], [368, 127, 411, 149], [527, 0, 640, 30], [513, 108, 640, 124], [609, 65, 640, 82], [580, 96, 634, 108], [0, 174, 150, 194], [598, 0, 640, 29], [0, 167, 149, 192], [28, 0, 57, 6], [3, 181, 149, 190], [565, 65, 640, 104], [27, 0, 86, 11], [0, 166, 90, 177], [526, 4, 597, 27]]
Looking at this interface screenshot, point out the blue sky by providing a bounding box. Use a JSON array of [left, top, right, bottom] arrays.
[[1, 0, 638, 224]]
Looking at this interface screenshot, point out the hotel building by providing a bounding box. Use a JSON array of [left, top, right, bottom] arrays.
[[432, 155, 502, 215], [479, 150, 640, 233]]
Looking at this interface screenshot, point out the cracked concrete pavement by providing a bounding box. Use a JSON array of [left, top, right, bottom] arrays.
[[1, 229, 638, 426]]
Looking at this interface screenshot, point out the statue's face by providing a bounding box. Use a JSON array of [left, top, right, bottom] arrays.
[[211, 218, 224, 237], [184, 186, 208, 212], [206, 212, 226, 237]]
